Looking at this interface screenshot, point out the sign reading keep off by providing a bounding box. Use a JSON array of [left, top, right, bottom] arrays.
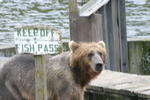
[[14, 25, 61, 55]]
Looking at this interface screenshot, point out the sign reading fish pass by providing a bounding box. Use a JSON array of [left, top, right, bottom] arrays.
[[14, 25, 61, 55]]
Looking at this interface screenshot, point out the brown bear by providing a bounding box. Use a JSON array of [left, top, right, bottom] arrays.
[[0, 41, 106, 100]]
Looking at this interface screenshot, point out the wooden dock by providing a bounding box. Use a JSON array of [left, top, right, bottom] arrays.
[[85, 70, 150, 100]]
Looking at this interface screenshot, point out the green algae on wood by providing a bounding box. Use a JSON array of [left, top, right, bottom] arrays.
[[128, 41, 150, 75]]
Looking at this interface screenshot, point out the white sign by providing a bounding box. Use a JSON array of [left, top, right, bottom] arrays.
[[14, 25, 61, 55]]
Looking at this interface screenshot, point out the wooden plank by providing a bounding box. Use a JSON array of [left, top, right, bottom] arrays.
[[85, 90, 131, 100], [100, 6, 111, 69], [128, 42, 143, 74], [116, 83, 148, 90], [118, 0, 128, 72], [141, 90, 150, 96], [111, 0, 121, 71], [128, 36, 150, 42], [104, 1, 116, 70], [77, 14, 103, 42], [87, 70, 150, 98], [130, 85, 150, 93], [79, 0, 110, 16], [128, 41, 150, 75], [0, 44, 16, 57], [34, 55, 47, 100], [91, 14, 103, 41]]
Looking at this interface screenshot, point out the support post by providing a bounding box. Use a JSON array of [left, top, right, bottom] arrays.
[[69, 0, 103, 42], [34, 55, 47, 100], [69, 0, 79, 41]]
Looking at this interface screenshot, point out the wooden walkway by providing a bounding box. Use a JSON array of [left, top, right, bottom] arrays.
[[86, 70, 150, 99]]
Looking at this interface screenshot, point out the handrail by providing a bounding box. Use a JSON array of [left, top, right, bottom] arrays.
[[79, 0, 110, 16]]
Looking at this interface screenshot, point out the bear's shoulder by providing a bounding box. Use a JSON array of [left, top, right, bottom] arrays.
[[47, 52, 70, 69]]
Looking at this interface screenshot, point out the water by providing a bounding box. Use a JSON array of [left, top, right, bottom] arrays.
[[0, 0, 69, 44], [0, 0, 150, 44], [126, 0, 150, 38]]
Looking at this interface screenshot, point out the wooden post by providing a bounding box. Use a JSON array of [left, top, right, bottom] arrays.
[[69, 0, 103, 42], [69, 0, 79, 41], [34, 55, 47, 100]]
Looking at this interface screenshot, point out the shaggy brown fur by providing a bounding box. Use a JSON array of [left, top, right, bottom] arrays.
[[0, 41, 106, 100], [69, 41, 106, 88]]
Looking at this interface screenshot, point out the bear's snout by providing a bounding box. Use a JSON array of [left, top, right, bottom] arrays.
[[91, 54, 104, 72], [95, 63, 103, 72]]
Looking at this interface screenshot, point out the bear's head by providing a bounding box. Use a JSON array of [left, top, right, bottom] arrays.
[[69, 41, 106, 87]]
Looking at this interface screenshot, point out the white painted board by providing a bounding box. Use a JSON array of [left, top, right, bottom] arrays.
[[79, 0, 110, 16]]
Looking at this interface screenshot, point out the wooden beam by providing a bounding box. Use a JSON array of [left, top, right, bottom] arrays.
[[104, 1, 116, 70], [111, 0, 121, 71], [118, 0, 128, 72], [99, 6, 111, 69]]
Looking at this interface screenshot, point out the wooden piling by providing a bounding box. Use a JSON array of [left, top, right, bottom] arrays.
[[69, 0, 79, 41], [69, 0, 103, 42]]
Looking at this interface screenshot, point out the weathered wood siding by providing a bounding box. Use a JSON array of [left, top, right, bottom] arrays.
[[99, 0, 128, 72]]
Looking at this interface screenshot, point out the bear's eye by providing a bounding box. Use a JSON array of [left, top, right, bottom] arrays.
[[88, 52, 94, 58], [98, 51, 102, 56]]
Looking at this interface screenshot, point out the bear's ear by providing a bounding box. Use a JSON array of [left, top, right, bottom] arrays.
[[98, 41, 105, 48], [69, 41, 79, 52]]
